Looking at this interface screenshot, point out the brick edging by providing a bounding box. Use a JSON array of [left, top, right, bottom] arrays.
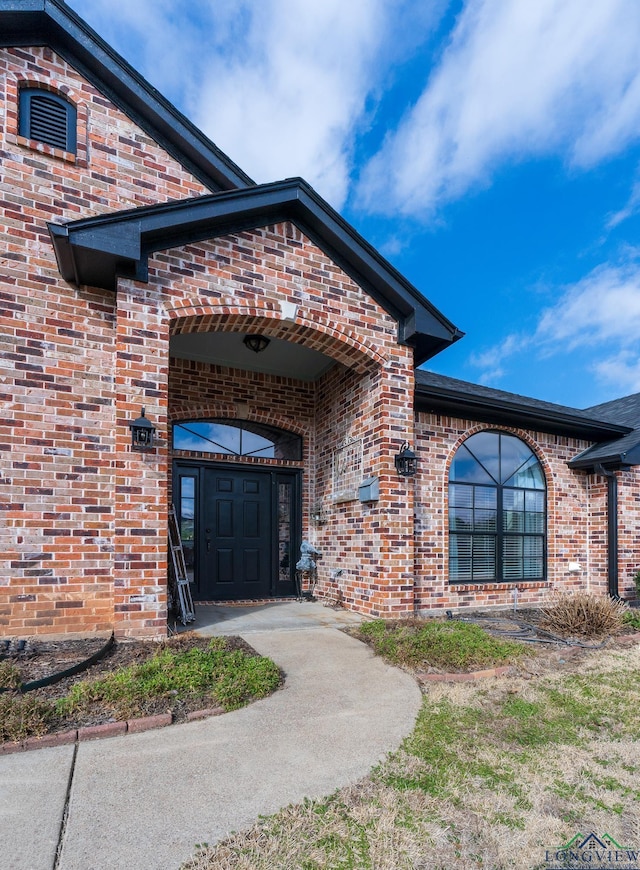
[[0, 706, 225, 755], [417, 665, 512, 684], [615, 633, 640, 644], [416, 634, 640, 684]]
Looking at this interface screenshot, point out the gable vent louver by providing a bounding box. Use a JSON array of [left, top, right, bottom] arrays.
[[28, 93, 70, 150]]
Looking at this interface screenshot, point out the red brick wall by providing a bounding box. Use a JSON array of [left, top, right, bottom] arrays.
[[413, 413, 609, 612], [155, 223, 416, 619], [616, 468, 640, 599], [0, 46, 209, 638], [3, 42, 633, 638]]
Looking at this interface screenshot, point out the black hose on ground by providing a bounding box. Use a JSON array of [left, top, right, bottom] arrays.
[[450, 615, 608, 649], [0, 632, 115, 694]]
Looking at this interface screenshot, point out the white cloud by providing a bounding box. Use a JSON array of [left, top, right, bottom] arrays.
[[358, 0, 640, 217], [592, 352, 640, 395], [193, 0, 387, 206], [469, 333, 526, 374], [469, 255, 640, 393], [534, 259, 640, 350], [68, 0, 446, 208], [606, 174, 640, 230]]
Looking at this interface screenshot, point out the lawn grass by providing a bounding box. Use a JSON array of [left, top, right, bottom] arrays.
[[0, 636, 282, 743], [356, 618, 526, 671], [183, 637, 640, 870]]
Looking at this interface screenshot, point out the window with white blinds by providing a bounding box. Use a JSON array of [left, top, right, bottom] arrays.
[[449, 431, 546, 583]]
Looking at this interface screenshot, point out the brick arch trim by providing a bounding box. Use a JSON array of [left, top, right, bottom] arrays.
[[13, 75, 81, 108], [169, 404, 310, 439], [443, 424, 554, 497], [165, 301, 385, 373]]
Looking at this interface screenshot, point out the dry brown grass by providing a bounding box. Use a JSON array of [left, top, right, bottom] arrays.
[[183, 644, 640, 870], [540, 591, 628, 638]]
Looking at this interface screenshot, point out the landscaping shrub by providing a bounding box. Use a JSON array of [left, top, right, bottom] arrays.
[[0, 634, 282, 743], [540, 592, 627, 638], [56, 636, 282, 719], [0, 659, 22, 690], [623, 610, 640, 631]]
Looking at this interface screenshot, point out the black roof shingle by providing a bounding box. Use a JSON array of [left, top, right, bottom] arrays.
[[415, 370, 630, 443]]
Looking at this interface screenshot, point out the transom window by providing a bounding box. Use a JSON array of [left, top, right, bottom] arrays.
[[449, 431, 546, 584], [172, 420, 302, 461], [19, 88, 77, 153]]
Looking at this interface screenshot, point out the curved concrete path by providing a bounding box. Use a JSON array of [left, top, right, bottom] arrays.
[[0, 603, 422, 870]]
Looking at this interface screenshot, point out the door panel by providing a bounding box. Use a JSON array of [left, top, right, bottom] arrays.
[[200, 467, 271, 600], [173, 463, 299, 601]]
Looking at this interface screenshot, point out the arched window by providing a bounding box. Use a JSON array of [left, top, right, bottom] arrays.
[[172, 419, 302, 461], [19, 88, 77, 153], [449, 431, 546, 583]]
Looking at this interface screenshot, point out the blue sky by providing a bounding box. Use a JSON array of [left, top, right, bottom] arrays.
[[67, 0, 640, 410]]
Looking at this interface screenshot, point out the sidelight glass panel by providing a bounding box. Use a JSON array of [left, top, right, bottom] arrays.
[[179, 475, 196, 582], [278, 482, 293, 584]]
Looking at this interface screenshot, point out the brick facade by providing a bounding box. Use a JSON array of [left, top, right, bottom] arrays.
[[158, 223, 416, 620], [1, 22, 636, 639], [412, 413, 634, 611], [0, 44, 208, 637]]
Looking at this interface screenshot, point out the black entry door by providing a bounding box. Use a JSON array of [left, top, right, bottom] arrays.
[[201, 467, 271, 600], [173, 463, 300, 601]]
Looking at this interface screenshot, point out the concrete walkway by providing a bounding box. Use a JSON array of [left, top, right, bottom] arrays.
[[0, 602, 422, 870]]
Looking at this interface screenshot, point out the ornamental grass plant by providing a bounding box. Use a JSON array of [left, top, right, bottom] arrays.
[[540, 591, 628, 639]]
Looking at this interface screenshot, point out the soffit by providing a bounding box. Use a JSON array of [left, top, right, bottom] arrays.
[[170, 332, 335, 382]]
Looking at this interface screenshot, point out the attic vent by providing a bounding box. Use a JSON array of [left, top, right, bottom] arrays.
[[19, 89, 77, 153]]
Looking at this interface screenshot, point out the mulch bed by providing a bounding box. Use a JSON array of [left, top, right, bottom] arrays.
[[0, 632, 259, 734]]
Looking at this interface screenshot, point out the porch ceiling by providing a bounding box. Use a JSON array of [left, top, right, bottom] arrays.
[[170, 331, 335, 381]]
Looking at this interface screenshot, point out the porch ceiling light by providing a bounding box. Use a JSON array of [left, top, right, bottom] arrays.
[[128, 407, 156, 451], [243, 334, 270, 354], [395, 441, 417, 477]]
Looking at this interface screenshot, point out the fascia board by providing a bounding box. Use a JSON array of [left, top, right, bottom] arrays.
[[415, 386, 631, 441], [0, 0, 253, 191], [48, 180, 463, 352]]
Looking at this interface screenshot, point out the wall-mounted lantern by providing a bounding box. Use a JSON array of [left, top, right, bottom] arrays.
[[394, 441, 417, 477], [243, 334, 270, 354], [128, 407, 156, 451]]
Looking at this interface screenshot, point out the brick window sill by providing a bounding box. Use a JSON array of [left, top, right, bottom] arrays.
[[16, 134, 77, 164], [449, 581, 550, 592]]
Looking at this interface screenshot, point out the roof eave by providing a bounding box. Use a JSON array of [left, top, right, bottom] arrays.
[[414, 383, 631, 441], [0, 0, 253, 191], [48, 178, 463, 355], [569, 441, 640, 471]]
